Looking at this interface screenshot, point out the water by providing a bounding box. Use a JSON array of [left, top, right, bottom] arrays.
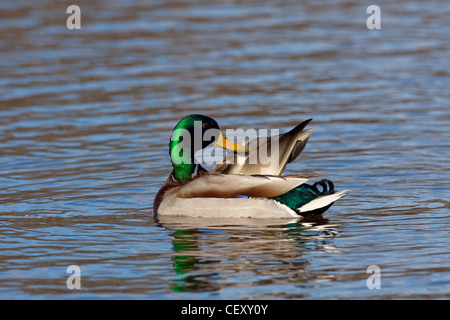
[[0, 0, 449, 299]]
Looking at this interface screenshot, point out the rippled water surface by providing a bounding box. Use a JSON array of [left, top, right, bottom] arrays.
[[1, 0, 449, 299]]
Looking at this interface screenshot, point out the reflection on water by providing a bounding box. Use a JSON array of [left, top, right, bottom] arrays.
[[160, 217, 340, 296], [1, 0, 449, 299]]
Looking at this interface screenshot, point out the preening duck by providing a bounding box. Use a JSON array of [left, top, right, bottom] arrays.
[[153, 114, 347, 218]]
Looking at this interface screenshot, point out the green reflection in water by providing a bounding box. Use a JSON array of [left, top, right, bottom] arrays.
[[171, 229, 201, 292]]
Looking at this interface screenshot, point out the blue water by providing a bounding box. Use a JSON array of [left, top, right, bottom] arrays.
[[0, 0, 449, 299]]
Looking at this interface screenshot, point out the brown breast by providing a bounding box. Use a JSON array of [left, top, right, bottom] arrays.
[[153, 166, 209, 214]]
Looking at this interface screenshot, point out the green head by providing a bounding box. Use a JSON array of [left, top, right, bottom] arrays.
[[169, 114, 246, 183]]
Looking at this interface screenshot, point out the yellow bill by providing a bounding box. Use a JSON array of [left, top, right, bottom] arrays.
[[213, 132, 248, 153]]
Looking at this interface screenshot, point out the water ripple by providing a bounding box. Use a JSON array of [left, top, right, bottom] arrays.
[[0, 0, 449, 299]]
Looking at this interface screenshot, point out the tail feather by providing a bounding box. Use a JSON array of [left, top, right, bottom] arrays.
[[271, 179, 347, 217], [297, 190, 348, 213]]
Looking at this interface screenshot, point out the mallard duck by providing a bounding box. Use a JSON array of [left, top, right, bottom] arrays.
[[153, 114, 347, 218]]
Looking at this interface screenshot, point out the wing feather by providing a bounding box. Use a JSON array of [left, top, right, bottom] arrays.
[[212, 119, 313, 175], [176, 174, 308, 199]]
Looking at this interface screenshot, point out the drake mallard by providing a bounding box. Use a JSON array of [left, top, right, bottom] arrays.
[[153, 114, 347, 218]]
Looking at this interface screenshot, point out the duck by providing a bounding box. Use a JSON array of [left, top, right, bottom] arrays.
[[153, 114, 347, 219]]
